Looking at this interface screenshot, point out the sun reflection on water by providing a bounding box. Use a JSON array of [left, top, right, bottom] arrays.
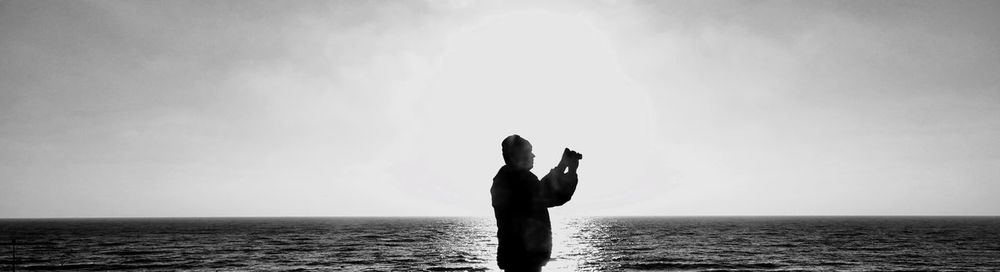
[[545, 217, 607, 272], [469, 217, 609, 272]]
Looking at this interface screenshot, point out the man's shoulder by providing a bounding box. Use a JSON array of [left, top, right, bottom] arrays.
[[496, 165, 530, 176], [493, 166, 509, 184], [495, 165, 539, 183], [495, 165, 515, 183]]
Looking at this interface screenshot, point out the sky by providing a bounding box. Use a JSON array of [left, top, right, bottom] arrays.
[[1, 0, 998, 218]]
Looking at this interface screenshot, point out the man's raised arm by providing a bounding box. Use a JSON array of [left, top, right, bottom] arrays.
[[537, 148, 581, 208], [538, 166, 578, 207]]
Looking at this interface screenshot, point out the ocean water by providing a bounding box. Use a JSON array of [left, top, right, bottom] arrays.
[[1, 217, 998, 271]]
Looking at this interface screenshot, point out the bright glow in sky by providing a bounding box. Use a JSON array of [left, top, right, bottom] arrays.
[[411, 10, 660, 217], [1, 1, 999, 217]]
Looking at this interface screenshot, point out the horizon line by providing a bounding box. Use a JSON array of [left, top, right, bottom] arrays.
[[3, 214, 999, 220]]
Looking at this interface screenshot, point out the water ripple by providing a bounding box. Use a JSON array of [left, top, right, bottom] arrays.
[[1, 217, 998, 271]]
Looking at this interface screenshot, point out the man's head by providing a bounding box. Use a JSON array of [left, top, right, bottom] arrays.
[[502, 134, 535, 170]]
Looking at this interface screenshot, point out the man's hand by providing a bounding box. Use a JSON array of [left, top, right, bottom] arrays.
[[559, 148, 582, 173]]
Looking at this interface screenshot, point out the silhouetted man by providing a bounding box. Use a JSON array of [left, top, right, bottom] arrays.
[[491, 134, 581, 272]]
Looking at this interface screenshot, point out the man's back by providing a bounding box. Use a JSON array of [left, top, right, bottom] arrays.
[[491, 165, 553, 269]]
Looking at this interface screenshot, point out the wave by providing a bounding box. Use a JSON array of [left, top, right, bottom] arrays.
[[620, 261, 783, 271]]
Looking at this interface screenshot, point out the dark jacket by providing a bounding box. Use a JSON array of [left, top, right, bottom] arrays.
[[491, 165, 578, 270]]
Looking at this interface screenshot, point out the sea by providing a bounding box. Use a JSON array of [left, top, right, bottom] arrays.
[[1, 217, 998, 271]]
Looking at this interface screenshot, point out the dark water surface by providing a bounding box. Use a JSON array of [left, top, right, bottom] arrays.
[[1, 217, 998, 271]]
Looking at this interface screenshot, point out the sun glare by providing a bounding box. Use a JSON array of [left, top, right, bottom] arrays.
[[415, 9, 659, 214]]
